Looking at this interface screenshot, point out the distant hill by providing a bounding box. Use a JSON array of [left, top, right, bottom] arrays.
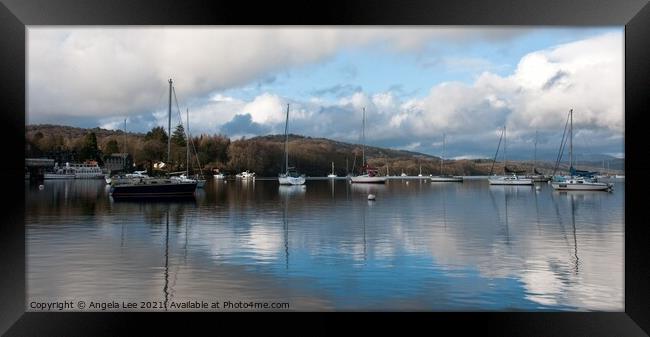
[[252, 134, 439, 160], [26, 124, 144, 139]]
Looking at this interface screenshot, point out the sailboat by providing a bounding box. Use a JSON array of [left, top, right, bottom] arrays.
[[110, 79, 197, 199], [350, 108, 387, 184], [431, 133, 463, 182], [524, 131, 550, 182], [278, 104, 306, 185], [172, 108, 206, 188], [327, 162, 337, 178], [212, 169, 225, 180], [551, 109, 613, 191], [488, 125, 533, 185]]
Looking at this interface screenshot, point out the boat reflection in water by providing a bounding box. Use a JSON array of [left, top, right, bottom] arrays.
[[278, 184, 306, 198], [26, 178, 623, 311], [349, 182, 387, 195]]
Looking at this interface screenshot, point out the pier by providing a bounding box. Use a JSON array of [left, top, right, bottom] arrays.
[[25, 158, 54, 180]]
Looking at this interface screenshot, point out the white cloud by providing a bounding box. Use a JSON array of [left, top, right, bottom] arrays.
[[28, 28, 623, 158], [241, 93, 286, 124], [28, 27, 528, 121], [396, 142, 422, 151], [179, 32, 622, 158]]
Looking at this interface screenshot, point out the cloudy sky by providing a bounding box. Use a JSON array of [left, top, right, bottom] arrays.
[[27, 27, 624, 160]]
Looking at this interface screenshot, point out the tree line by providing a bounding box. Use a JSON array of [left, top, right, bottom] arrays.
[[26, 124, 557, 177]]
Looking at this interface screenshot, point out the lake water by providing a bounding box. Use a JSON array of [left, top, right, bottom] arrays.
[[26, 178, 624, 311]]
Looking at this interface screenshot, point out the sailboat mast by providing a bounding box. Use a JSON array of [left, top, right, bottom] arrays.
[[441, 133, 445, 175], [167, 79, 172, 168], [504, 125, 507, 174], [186, 108, 189, 176], [534, 130, 538, 171], [569, 109, 573, 170], [124, 118, 127, 153], [362, 107, 366, 167], [284, 103, 290, 173]]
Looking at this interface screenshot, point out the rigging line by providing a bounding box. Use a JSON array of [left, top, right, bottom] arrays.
[[172, 87, 205, 177], [549, 188, 573, 258], [570, 195, 580, 274], [555, 132, 569, 175], [489, 127, 505, 176], [553, 110, 571, 175], [553, 120, 566, 173]]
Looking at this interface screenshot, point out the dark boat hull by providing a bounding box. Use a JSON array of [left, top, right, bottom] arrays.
[[110, 182, 197, 199]]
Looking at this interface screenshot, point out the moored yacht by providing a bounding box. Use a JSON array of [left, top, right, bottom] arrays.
[[109, 79, 197, 199], [171, 174, 206, 188], [488, 125, 532, 185], [350, 164, 387, 183], [430, 134, 463, 182], [550, 109, 613, 192], [551, 175, 612, 191], [279, 167, 306, 185], [236, 171, 255, 179], [278, 104, 306, 186], [349, 108, 386, 184], [488, 174, 533, 185], [213, 169, 225, 179], [327, 162, 337, 178]]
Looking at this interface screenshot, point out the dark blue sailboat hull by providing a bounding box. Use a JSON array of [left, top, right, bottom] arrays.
[[110, 182, 197, 199]]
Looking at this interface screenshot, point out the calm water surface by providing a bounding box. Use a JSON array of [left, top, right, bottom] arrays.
[[26, 178, 624, 311]]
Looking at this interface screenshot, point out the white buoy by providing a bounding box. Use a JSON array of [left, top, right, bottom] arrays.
[[38, 184, 44, 190], [535, 185, 541, 190], [368, 194, 376, 200]]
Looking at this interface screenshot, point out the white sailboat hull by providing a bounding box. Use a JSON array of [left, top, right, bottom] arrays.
[[526, 175, 551, 182], [279, 175, 306, 185], [551, 181, 612, 191], [430, 176, 463, 182], [236, 172, 255, 180], [488, 176, 533, 185], [350, 175, 387, 184]]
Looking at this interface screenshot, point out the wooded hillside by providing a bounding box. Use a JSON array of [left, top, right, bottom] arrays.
[[26, 124, 621, 176]]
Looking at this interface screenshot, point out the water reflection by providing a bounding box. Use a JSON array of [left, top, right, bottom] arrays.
[[278, 185, 306, 198], [26, 179, 624, 311], [163, 209, 170, 310], [349, 183, 387, 195]]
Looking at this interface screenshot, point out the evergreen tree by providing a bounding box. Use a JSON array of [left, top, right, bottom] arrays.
[[143, 126, 169, 169], [79, 132, 100, 162], [144, 126, 169, 144], [171, 123, 186, 147], [104, 139, 120, 155]]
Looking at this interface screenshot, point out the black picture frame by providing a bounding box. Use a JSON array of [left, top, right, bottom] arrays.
[[1, 0, 649, 335]]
